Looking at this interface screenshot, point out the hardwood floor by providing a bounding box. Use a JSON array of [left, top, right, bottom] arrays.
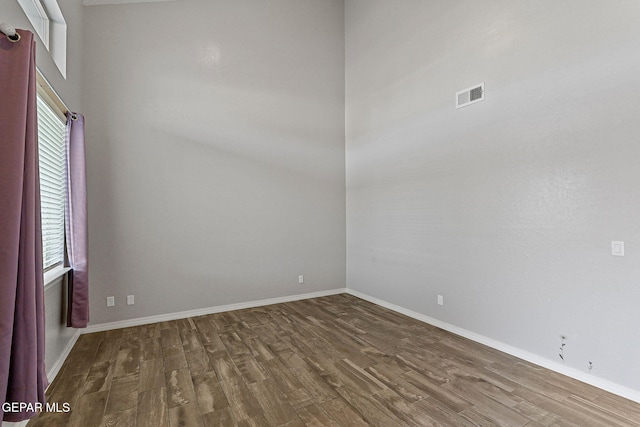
[[28, 294, 640, 426]]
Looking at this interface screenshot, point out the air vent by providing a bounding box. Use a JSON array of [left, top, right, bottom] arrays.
[[456, 83, 485, 109]]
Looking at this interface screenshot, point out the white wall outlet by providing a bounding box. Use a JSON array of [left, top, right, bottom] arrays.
[[611, 241, 624, 256], [107, 296, 115, 307], [437, 295, 444, 306], [298, 275, 304, 284], [127, 295, 135, 305]]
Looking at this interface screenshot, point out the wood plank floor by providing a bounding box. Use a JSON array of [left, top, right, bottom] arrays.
[[28, 294, 640, 426]]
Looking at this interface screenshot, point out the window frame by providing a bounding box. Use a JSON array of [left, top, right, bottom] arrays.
[[17, 0, 68, 78], [16, 0, 50, 49]]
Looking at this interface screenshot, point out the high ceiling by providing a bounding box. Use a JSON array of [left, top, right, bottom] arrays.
[[83, 0, 178, 6]]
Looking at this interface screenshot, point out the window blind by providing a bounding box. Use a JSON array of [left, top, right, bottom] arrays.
[[37, 95, 66, 270]]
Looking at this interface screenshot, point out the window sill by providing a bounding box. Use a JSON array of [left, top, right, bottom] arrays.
[[44, 265, 71, 290]]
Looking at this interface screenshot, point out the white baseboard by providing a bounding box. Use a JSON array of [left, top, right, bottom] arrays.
[[46, 329, 81, 384], [82, 288, 347, 334], [65, 286, 640, 403], [346, 288, 640, 404]]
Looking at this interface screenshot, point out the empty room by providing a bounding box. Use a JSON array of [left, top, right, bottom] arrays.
[[2, 0, 640, 425]]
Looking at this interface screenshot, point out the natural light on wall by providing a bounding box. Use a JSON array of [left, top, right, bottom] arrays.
[[17, 0, 67, 77]]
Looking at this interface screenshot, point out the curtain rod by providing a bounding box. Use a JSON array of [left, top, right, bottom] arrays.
[[0, 23, 21, 42], [36, 70, 76, 121]]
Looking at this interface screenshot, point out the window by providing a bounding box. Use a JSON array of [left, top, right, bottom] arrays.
[[17, 0, 67, 77], [16, 0, 50, 49], [37, 94, 66, 271]]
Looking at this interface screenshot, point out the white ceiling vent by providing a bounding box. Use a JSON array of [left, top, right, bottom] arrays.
[[456, 83, 484, 109]]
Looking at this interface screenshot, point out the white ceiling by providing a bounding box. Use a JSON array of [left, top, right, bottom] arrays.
[[83, 0, 178, 6]]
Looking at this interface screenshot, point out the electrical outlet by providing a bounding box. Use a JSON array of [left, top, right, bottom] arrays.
[[437, 295, 444, 306], [127, 295, 134, 305], [107, 296, 115, 307], [298, 275, 304, 284]]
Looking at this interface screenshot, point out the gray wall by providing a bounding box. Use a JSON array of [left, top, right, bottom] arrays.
[[4, 0, 85, 380], [7, 0, 639, 399], [346, 1, 640, 391], [82, 0, 346, 324]]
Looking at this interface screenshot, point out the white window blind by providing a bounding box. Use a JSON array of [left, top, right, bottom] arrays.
[[37, 95, 66, 271]]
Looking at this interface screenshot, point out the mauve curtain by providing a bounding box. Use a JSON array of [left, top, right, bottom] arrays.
[[65, 113, 89, 328], [0, 30, 48, 423]]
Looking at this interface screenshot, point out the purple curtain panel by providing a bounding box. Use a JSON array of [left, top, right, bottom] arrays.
[[0, 29, 48, 423], [65, 113, 89, 328]]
